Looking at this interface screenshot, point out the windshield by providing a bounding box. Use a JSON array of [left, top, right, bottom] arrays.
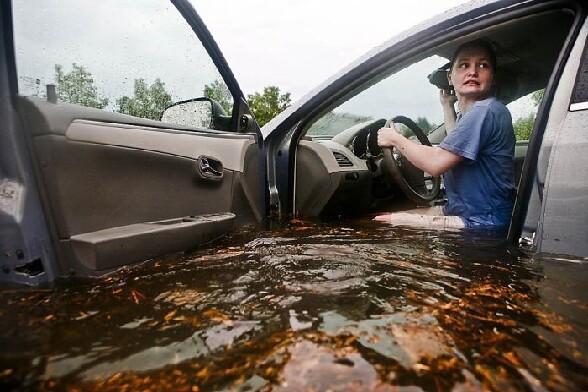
[[306, 54, 542, 141], [306, 56, 449, 137]]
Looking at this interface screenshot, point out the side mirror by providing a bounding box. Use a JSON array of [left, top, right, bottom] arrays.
[[160, 98, 232, 130]]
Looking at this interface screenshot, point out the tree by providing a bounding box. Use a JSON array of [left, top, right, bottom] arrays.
[[531, 89, 544, 106], [513, 114, 535, 141], [416, 117, 437, 134], [54, 64, 108, 109], [203, 79, 232, 114], [512, 88, 544, 141], [247, 86, 291, 126], [116, 78, 173, 120]]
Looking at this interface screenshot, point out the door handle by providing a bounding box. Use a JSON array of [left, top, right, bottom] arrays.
[[196, 156, 224, 181]]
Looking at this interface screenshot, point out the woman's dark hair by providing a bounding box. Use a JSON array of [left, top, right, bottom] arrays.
[[450, 39, 497, 70]]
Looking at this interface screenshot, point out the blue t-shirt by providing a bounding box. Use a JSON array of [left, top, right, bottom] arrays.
[[439, 97, 515, 229]]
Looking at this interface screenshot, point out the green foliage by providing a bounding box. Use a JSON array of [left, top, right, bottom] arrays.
[[531, 89, 544, 106], [203, 79, 233, 114], [512, 89, 544, 141], [513, 114, 535, 141], [116, 78, 173, 120], [54, 64, 108, 109], [247, 86, 291, 127], [416, 117, 437, 134]]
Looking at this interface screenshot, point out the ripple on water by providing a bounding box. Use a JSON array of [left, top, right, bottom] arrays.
[[0, 224, 586, 391]]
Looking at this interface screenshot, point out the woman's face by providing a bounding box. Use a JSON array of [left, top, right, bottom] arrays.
[[448, 45, 495, 101]]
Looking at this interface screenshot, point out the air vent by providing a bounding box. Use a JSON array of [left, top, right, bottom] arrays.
[[332, 151, 353, 167]]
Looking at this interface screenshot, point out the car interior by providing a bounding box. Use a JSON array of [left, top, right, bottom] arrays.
[[293, 8, 575, 220]]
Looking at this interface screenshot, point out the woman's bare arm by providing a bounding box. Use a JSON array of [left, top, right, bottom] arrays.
[[378, 126, 462, 177]]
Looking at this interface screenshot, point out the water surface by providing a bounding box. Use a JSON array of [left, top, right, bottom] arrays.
[[1, 219, 587, 391]]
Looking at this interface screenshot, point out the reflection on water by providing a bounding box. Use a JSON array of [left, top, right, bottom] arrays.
[[1, 219, 587, 391]]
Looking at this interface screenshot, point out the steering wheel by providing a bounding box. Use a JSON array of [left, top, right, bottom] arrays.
[[382, 116, 441, 204]]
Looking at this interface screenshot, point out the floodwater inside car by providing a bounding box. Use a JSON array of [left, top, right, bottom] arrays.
[[1, 218, 587, 391]]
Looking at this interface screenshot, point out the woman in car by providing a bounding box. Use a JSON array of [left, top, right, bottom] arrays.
[[376, 39, 516, 230]]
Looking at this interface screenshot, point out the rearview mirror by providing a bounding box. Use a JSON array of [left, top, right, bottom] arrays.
[[161, 98, 232, 130]]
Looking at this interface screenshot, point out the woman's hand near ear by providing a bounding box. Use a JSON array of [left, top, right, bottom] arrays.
[[439, 89, 457, 134]]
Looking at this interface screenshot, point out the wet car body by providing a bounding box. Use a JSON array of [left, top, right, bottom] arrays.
[[1, 1, 587, 281]]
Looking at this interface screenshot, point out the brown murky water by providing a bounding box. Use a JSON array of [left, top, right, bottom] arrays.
[[1, 219, 587, 391]]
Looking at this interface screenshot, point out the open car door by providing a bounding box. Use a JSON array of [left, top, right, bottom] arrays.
[[0, 0, 264, 285]]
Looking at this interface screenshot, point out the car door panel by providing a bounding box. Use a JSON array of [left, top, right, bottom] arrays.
[[539, 110, 588, 256], [1, 0, 266, 284], [17, 97, 262, 274]]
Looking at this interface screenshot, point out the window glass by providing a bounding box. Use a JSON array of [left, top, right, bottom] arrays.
[[13, 0, 233, 130], [305, 54, 548, 143], [507, 89, 544, 141], [306, 56, 449, 137]]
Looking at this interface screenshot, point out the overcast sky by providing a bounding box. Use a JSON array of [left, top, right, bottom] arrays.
[[191, 0, 471, 100], [14, 0, 531, 123]]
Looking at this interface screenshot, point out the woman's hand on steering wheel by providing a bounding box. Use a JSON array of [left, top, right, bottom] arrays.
[[377, 116, 441, 204], [377, 122, 401, 149]]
